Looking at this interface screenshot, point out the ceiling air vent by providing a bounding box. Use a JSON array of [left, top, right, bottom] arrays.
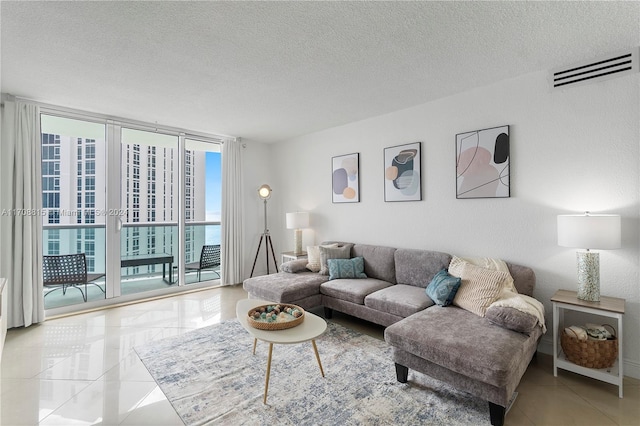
[[550, 47, 639, 90]]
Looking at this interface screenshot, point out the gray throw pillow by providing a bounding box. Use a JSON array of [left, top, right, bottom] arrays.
[[281, 259, 310, 273], [485, 306, 538, 334], [319, 245, 351, 275]]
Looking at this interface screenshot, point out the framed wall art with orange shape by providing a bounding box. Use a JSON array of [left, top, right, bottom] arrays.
[[384, 142, 422, 202], [456, 125, 510, 199], [332, 152, 360, 203]]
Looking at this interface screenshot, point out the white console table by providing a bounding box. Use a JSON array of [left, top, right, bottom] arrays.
[[551, 289, 625, 398], [281, 251, 307, 264]]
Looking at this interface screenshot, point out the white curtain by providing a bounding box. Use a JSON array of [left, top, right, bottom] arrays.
[[0, 98, 45, 328], [220, 138, 244, 285]]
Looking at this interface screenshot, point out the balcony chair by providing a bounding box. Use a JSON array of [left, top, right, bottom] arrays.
[[185, 245, 221, 282], [42, 253, 105, 302]]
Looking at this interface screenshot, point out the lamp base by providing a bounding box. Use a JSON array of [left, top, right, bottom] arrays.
[[576, 251, 600, 302], [293, 229, 303, 255]]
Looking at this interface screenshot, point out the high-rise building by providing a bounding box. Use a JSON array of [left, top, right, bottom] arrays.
[[42, 132, 107, 273]]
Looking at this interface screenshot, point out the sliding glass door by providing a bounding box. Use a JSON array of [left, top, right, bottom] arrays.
[[40, 112, 224, 313], [183, 138, 222, 284], [41, 115, 107, 309], [119, 128, 179, 296]]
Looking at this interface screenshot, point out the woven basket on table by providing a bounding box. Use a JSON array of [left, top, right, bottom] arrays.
[[561, 325, 618, 369], [247, 304, 305, 330]]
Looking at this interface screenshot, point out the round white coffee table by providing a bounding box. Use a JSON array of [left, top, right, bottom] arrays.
[[236, 298, 327, 404]]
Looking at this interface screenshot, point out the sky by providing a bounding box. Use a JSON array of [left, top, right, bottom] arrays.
[[205, 152, 222, 222]]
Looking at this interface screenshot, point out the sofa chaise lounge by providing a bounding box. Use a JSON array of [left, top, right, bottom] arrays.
[[243, 242, 543, 426]]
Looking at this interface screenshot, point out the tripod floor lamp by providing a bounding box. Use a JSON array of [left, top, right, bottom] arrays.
[[250, 184, 279, 277]]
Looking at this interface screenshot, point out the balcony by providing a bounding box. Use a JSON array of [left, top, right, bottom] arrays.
[[43, 222, 221, 310]]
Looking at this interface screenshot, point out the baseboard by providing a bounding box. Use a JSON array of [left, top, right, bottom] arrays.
[[537, 335, 554, 357], [537, 334, 640, 380], [624, 359, 640, 380]]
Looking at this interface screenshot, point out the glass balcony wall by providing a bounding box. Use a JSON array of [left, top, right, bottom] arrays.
[[120, 222, 178, 296], [43, 222, 221, 309], [43, 224, 106, 310], [183, 222, 222, 285]]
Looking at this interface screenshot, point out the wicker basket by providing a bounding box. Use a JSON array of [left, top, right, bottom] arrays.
[[561, 325, 617, 369], [247, 304, 305, 330]]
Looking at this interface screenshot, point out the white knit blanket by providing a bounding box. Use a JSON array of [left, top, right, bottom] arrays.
[[490, 293, 547, 333]]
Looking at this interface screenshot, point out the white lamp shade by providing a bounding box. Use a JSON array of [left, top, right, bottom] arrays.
[[286, 212, 309, 229], [557, 214, 621, 250]]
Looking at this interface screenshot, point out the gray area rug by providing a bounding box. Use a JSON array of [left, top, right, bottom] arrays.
[[135, 320, 491, 425]]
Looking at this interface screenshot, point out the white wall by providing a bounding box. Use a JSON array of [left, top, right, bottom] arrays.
[[258, 70, 640, 378], [242, 139, 282, 277]]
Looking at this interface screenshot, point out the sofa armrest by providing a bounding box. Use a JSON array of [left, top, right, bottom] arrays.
[[281, 259, 310, 273]]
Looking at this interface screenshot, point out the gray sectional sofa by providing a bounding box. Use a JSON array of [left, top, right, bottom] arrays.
[[243, 242, 543, 426]]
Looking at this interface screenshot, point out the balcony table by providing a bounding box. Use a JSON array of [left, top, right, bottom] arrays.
[[121, 253, 174, 284]]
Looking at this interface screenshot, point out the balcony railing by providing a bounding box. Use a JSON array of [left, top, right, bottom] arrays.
[[42, 221, 221, 309]]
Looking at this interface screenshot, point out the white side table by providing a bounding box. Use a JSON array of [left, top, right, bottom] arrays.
[[236, 298, 326, 404], [281, 251, 307, 264], [551, 289, 625, 398]]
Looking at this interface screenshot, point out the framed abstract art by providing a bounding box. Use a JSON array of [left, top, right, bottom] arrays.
[[456, 125, 510, 199], [384, 142, 422, 202], [332, 152, 360, 203]]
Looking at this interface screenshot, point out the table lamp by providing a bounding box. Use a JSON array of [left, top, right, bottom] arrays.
[[557, 212, 621, 301], [286, 212, 309, 255]]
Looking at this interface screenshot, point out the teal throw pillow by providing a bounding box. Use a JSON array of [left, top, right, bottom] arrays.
[[426, 269, 462, 306], [328, 257, 367, 280]]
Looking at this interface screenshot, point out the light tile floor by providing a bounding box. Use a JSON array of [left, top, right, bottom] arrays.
[[1, 285, 638, 425]]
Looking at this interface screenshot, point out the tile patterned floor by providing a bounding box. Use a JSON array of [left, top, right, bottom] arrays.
[[1, 285, 638, 425]]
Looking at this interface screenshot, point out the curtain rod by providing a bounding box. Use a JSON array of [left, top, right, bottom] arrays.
[[1, 92, 237, 143]]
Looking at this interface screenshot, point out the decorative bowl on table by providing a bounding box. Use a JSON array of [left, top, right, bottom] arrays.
[[247, 304, 305, 330]]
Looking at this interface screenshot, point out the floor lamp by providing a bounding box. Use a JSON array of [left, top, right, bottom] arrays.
[[250, 184, 279, 277]]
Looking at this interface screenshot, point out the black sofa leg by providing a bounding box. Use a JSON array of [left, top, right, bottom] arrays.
[[488, 402, 505, 426], [395, 363, 408, 383], [323, 307, 333, 319]]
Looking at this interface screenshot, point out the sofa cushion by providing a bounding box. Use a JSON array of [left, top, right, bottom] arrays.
[[281, 259, 310, 273], [352, 244, 397, 283], [328, 257, 367, 280], [384, 306, 543, 388], [425, 269, 461, 306], [320, 278, 392, 305], [365, 284, 434, 318], [450, 261, 508, 317], [243, 272, 328, 303], [394, 249, 452, 288], [485, 306, 539, 334], [506, 262, 536, 296], [319, 245, 353, 275], [449, 255, 516, 294], [306, 243, 338, 272]]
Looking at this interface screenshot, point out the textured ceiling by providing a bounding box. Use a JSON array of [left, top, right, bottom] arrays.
[[1, 1, 639, 142]]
